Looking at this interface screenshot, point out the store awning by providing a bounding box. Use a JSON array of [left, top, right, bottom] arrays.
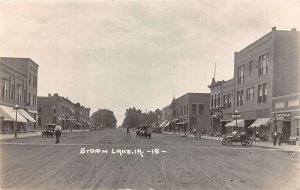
[[165, 121, 172, 127], [159, 120, 169, 128], [0, 105, 28, 122], [19, 109, 36, 122], [249, 118, 270, 128], [225, 119, 244, 128]]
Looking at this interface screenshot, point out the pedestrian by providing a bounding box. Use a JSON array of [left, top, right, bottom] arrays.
[[127, 126, 130, 134], [255, 131, 260, 143], [272, 130, 277, 146], [278, 128, 282, 146], [193, 128, 196, 137], [54, 123, 62, 144]]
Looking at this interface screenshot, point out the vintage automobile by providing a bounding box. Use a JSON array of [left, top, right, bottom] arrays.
[[136, 124, 151, 138], [41, 124, 56, 138], [221, 132, 253, 146]]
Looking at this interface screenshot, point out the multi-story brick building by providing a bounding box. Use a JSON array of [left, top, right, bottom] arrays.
[[162, 93, 210, 134], [37, 93, 91, 130], [0, 57, 38, 133], [234, 27, 300, 140], [208, 78, 234, 135]]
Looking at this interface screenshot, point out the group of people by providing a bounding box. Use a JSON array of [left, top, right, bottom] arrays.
[[272, 128, 283, 146]]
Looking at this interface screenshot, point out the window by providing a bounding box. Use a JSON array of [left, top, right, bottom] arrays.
[[237, 90, 244, 107], [246, 87, 254, 100], [223, 95, 227, 108], [199, 104, 204, 114], [29, 73, 32, 85], [258, 53, 268, 76], [17, 86, 22, 103], [38, 107, 41, 113], [258, 83, 267, 103], [263, 83, 267, 102], [249, 60, 253, 72], [218, 93, 221, 107], [53, 106, 56, 113], [2, 80, 8, 99], [238, 65, 244, 84], [228, 94, 232, 108], [214, 94, 217, 108], [211, 95, 214, 108], [192, 104, 196, 114]]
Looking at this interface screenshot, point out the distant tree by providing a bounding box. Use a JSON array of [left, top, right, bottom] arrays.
[[91, 109, 117, 128], [122, 107, 161, 128]]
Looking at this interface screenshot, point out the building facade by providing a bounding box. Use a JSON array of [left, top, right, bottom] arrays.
[[37, 93, 91, 130], [163, 93, 210, 133], [234, 27, 300, 140], [208, 78, 234, 135], [0, 57, 38, 133]]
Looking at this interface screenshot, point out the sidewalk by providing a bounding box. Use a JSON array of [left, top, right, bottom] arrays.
[[0, 129, 89, 140], [161, 131, 300, 152]]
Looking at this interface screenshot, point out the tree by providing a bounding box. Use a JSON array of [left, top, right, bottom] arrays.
[[122, 107, 161, 128], [91, 109, 117, 128]]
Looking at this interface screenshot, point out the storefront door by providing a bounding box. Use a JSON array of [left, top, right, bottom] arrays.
[[282, 121, 291, 141]]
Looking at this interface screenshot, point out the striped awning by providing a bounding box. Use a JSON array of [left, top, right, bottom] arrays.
[[0, 105, 28, 122], [19, 109, 36, 122], [225, 119, 244, 128], [249, 118, 270, 128], [159, 120, 169, 128]]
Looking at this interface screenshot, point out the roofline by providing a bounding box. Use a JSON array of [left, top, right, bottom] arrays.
[[0, 57, 39, 67]]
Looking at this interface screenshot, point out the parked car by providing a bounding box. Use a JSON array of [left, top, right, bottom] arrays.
[[41, 124, 56, 138]]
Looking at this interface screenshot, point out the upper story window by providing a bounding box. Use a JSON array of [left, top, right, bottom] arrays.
[[223, 95, 227, 108], [237, 90, 244, 107], [249, 60, 253, 72], [238, 65, 244, 84], [258, 83, 267, 103], [53, 106, 56, 113], [258, 53, 268, 76], [29, 73, 32, 85], [214, 94, 217, 108], [199, 104, 204, 114], [2, 80, 9, 99], [228, 94, 232, 108], [17, 86, 22, 103], [211, 95, 214, 108], [218, 93, 221, 107], [246, 87, 254, 100], [191, 104, 197, 114]]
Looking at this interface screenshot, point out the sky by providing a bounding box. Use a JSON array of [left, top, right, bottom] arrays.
[[1, 0, 300, 126]]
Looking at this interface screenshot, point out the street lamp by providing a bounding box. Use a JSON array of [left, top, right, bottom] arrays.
[[13, 105, 20, 138], [235, 110, 238, 132]]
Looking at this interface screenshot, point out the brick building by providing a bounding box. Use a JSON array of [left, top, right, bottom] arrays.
[[0, 57, 38, 133], [162, 93, 210, 134], [208, 78, 234, 135], [234, 27, 300, 140], [37, 93, 91, 130]]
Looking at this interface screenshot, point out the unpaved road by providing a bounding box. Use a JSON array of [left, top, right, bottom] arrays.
[[1, 128, 300, 190]]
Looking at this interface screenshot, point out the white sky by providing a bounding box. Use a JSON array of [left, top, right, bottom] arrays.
[[1, 0, 300, 126]]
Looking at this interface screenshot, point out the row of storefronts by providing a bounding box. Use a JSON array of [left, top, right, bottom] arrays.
[[0, 57, 92, 134], [209, 27, 300, 142]]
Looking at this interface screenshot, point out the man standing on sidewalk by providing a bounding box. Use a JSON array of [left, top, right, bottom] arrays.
[[54, 123, 62, 144]]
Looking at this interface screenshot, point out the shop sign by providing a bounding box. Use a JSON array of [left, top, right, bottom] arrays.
[[274, 112, 291, 120]]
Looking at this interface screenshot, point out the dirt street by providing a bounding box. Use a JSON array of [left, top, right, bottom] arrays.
[[1, 129, 300, 190]]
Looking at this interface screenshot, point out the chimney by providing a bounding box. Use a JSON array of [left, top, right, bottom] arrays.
[[291, 28, 296, 32], [272, 27, 276, 31], [48, 93, 51, 97]]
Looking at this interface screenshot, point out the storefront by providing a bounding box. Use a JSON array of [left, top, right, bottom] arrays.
[[273, 112, 292, 141]]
